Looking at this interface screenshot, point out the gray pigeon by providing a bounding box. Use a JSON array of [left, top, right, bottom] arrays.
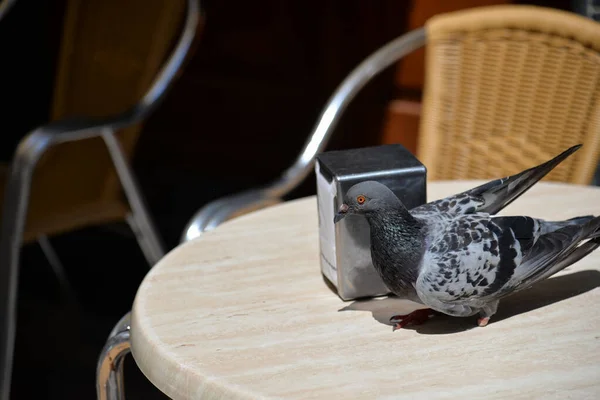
[[334, 145, 600, 330]]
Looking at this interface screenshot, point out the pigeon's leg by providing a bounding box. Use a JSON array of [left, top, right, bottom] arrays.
[[389, 308, 439, 330], [477, 301, 499, 327]]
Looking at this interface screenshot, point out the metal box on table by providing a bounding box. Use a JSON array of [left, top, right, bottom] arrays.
[[315, 144, 427, 300]]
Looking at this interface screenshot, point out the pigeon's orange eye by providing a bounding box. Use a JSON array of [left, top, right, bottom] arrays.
[[356, 195, 366, 205]]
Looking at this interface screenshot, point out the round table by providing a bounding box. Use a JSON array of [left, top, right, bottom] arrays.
[[130, 181, 600, 399]]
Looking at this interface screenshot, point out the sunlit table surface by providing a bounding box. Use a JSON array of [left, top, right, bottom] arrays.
[[130, 181, 600, 400]]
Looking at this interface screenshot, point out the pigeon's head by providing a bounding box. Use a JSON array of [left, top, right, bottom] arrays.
[[334, 180, 403, 223]]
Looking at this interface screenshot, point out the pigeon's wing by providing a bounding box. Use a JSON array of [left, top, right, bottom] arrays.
[[412, 144, 581, 219], [416, 213, 600, 313], [416, 215, 511, 313]]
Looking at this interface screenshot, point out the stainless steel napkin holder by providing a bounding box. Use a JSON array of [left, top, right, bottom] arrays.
[[315, 144, 427, 300]]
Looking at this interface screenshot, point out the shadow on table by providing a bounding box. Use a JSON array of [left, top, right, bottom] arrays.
[[338, 270, 600, 335]]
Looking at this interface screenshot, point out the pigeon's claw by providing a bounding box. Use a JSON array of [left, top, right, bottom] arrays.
[[477, 316, 490, 327], [390, 308, 437, 331]]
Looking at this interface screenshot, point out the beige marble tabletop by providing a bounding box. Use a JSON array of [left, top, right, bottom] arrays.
[[131, 181, 600, 400]]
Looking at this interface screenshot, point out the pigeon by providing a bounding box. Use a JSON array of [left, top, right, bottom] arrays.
[[334, 144, 600, 330]]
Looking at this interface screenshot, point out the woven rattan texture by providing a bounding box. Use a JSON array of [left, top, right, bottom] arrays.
[[418, 21, 600, 183]]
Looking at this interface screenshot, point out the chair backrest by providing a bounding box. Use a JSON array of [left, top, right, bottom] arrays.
[[22, 0, 190, 239], [417, 5, 600, 184]]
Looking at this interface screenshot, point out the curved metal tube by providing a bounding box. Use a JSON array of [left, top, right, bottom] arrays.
[[96, 313, 131, 400], [181, 188, 281, 242], [181, 27, 426, 242], [0, 1, 201, 399]]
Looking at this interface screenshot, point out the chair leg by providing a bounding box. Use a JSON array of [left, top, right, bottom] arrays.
[[101, 130, 165, 266], [37, 235, 77, 301], [0, 133, 50, 400], [0, 193, 22, 400], [125, 214, 161, 267], [97, 312, 131, 400]]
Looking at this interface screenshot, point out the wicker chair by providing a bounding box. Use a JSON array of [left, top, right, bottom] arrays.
[[181, 4, 600, 243], [418, 6, 600, 182]]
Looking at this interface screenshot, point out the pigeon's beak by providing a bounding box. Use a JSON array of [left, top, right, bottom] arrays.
[[334, 203, 349, 223]]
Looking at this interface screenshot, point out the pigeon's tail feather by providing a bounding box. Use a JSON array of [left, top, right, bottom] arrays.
[[469, 144, 582, 215], [566, 215, 595, 224], [513, 215, 600, 292], [541, 215, 595, 234], [530, 224, 600, 285], [540, 238, 600, 281]]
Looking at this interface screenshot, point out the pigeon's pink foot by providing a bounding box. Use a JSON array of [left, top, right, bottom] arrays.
[[390, 308, 437, 331], [477, 317, 490, 327]]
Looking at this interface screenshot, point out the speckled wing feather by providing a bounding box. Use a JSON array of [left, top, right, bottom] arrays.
[[411, 145, 582, 220], [415, 213, 600, 314]]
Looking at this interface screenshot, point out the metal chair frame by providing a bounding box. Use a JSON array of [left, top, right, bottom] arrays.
[[0, 0, 201, 398]]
